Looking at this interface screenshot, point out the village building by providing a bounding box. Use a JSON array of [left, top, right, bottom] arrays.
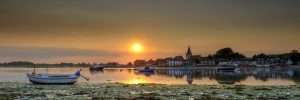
[[156, 59, 167, 66], [167, 56, 185, 66], [146, 59, 156, 66], [197, 59, 216, 66], [134, 60, 146, 67], [106, 62, 120, 67], [255, 56, 292, 67], [249, 61, 257, 66], [218, 59, 251, 67]]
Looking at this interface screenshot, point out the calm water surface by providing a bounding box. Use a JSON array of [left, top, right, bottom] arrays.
[[0, 67, 299, 86]]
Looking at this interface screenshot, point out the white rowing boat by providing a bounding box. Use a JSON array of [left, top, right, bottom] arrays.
[[26, 70, 81, 84]]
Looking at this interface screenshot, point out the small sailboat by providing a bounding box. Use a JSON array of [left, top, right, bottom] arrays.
[[138, 67, 155, 72], [26, 68, 83, 84], [89, 64, 104, 71]]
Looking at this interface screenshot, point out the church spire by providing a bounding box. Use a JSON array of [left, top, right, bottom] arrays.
[[186, 46, 193, 66], [187, 46, 192, 54]]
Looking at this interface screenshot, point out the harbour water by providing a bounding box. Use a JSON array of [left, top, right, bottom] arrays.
[[0, 67, 299, 85]]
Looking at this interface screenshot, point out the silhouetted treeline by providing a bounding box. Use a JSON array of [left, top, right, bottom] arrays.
[[0, 61, 92, 67], [0, 61, 34, 67], [213, 47, 246, 60], [36, 62, 93, 67]]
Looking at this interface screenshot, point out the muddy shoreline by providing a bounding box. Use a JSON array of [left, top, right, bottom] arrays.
[[0, 82, 300, 99]]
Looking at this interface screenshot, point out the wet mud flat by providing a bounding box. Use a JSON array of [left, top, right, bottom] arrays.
[[0, 82, 300, 100]]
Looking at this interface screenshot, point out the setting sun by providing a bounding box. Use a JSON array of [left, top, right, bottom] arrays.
[[131, 43, 143, 53]]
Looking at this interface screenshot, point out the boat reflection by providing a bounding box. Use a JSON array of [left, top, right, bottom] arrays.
[[134, 71, 155, 77], [89, 69, 104, 75], [104, 68, 120, 72]]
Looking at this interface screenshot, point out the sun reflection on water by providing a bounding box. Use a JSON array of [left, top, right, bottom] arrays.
[[126, 77, 148, 84]]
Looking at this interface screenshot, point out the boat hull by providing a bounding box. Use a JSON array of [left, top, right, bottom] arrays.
[[138, 69, 154, 72], [27, 73, 79, 84], [89, 67, 104, 71]]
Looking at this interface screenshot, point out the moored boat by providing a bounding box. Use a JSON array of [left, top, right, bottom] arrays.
[[138, 67, 154, 72], [26, 70, 81, 84], [89, 64, 104, 71]]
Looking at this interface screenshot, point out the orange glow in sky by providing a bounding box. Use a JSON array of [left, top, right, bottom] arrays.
[[131, 43, 143, 53], [0, 1, 300, 64]]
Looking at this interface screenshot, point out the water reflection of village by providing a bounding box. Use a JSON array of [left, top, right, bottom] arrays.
[[153, 68, 298, 85], [88, 68, 300, 85]]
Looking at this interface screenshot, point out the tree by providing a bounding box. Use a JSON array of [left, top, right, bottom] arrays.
[[291, 50, 299, 53], [290, 50, 300, 65], [7, 61, 34, 67], [227, 52, 246, 59], [255, 53, 268, 59], [207, 55, 214, 59], [214, 48, 245, 60], [214, 48, 234, 59], [127, 62, 133, 67]]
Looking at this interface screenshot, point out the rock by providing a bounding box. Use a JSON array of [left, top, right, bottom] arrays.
[[201, 94, 214, 100], [211, 91, 217, 94], [255, 87, 272, 91], [142, 92, 160, 97], [73, 91, 89, 95], [180, 91, 191, 96], [189, 97, 194, 100], [91, 97, 105, 100]]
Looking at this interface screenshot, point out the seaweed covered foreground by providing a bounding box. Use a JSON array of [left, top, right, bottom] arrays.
[[0, 82, 300, 100]]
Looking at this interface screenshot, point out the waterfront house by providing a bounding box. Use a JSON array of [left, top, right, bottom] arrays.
[[197, 59, 216, 66], [134, 60, 146, 67], [191, 55, 201, 66], [254, 55, 293, 66], [249, 61, 257, 66], [236, 59, 251, 66], [167, 56, 184, 67], [146, 59, 156, 66], [155, 59, 167, 66], [106, 62, 120, 67], [218, 59, 250, 67]]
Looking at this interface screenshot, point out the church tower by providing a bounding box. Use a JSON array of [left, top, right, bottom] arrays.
[[186, 46, 192, 66]]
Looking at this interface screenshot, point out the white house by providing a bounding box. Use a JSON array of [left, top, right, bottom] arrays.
[[167, 56, 184, 67]]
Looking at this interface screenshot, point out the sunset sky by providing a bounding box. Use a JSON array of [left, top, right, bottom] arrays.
[[0, 0, 300, 64]]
